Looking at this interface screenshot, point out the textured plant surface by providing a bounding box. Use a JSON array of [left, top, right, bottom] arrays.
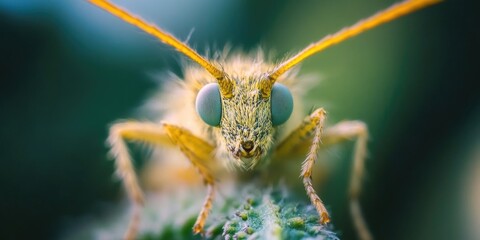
[[219, 188, 338, 240], [66, 184, 338, 240]]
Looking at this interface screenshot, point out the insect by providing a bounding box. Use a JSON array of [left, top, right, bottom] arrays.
[[89, 0, 440, 239]]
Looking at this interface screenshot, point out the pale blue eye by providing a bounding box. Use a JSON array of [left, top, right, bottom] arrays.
[[196, 83, 222, 126], [271, 83, 293, 126]]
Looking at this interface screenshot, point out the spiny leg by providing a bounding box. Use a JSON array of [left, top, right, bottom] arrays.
[[108, 121, 216, 239], [162, 123, 216, 234], [275, 108, 330, 224], [109, 122, 151, 240], [322, 120, 371, 240], [276, 120, 373, 240]]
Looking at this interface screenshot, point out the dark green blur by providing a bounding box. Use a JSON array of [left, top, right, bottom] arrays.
[[0, 0, 477, 239]]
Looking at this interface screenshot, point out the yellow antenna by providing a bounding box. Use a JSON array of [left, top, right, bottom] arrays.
[[267, 0, 441, 85], [89, 0, 234, 96]]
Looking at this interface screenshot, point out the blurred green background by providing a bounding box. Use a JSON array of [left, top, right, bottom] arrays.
[[1, 0, 478, 239]]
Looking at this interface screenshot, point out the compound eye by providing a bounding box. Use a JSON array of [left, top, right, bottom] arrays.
[[196, 83, 222, 126], [271, 83, 293, 126]]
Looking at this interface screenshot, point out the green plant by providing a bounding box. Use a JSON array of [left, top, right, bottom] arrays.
[[138, 185, 337, 240], [65, 183, 338, 240]]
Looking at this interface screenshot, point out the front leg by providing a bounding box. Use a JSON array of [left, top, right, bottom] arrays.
[[275, 119, 373, 240], [161, 123, 216, 234], [108, 121, 216, 239], [275, 108, 330, 224]]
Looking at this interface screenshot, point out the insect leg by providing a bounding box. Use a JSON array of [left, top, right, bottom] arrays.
[[161, 123, 216, 234], [275, 108, 330, 224], [109, 122, 153, 240], [108, 121, 215, 239], [322, 120, 371, 240], [274, 116, 372, 240]]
